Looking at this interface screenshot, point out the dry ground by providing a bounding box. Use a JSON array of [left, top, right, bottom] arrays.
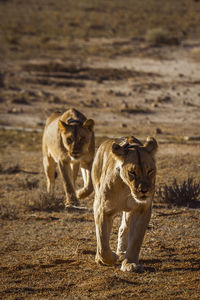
[[0, 133, 200, 299], [1, 0, 200, 299]]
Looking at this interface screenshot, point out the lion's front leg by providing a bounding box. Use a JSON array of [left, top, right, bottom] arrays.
[[76, 165, 93, 199], [43, 155, 56, 195], [58, 160, 79, 206], [121, 207, 151, 272], [94, 203, 117, 266], [117, 211, 131, 260], [70, 162, 80, 188]]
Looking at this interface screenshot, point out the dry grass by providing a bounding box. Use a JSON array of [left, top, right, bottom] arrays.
[[145, 28, 180, 45], [120, 106, 152, 115], [0, 130, 200, 299], [0, 163, 21, 174], [1, 0, 200, 60], [26, 190, 65, 212], [0, 200, 20, 220], [16, 177, 39, 190]]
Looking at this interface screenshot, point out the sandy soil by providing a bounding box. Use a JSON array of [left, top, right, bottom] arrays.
[[1, 40, 200, 138], [0, 38, 200, 299]]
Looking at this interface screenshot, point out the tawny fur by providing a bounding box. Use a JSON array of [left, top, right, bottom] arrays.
[[92, 136, 158, 272], [42, 108, 95, 206]]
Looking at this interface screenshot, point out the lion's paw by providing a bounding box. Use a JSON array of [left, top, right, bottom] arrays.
[[65, 195, 80, 207], [76, 188, 87, 199], [121, 259, 144, 273], [95, 250, 118, 266], [116, 251, 126, 261]]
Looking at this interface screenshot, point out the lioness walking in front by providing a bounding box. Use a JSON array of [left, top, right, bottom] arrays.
[[42, 108, 95, 207], [92, 136, 158, 272]]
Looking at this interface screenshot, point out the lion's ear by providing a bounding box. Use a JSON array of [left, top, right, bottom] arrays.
[[112, 143, 128, 159], [127, 136, 143, 146], [144, 136, 158, 156], [58, 120, 69, 133], [83, 119, 94, 131]]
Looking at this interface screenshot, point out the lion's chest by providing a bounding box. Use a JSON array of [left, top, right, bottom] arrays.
[[102, 175, 151, 213], [102, 177, 130, 211]]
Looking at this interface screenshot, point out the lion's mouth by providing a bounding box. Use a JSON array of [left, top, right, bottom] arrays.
[[70, 153, 80, 159], [131, 192, 151, 203]]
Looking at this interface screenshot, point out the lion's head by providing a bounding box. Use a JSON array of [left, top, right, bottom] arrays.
[[58, 118, 94, 159], [112, 136, 158, 203]]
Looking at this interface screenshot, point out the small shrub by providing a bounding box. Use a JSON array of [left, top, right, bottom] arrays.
[[26, 191, 64, 212], [145, 28, 179, 45], [0, 72, 5, 88], [17, 177, 39, 190], [0, 164, 21, 174], [12, 97, 30, 105], [0, 201, 19, 220], [120, 106, 152, 114], [157, 177, 200, 208]]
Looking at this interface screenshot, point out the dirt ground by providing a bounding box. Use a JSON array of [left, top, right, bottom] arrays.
[[1, 1, 200, 299]]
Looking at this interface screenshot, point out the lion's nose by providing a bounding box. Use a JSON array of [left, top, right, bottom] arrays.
[[71, 150, 80, 157], [72, 150, 79, 154], [139, 184, 148, 194]]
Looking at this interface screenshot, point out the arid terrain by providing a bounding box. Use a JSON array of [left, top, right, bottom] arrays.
[[0, 0, 200, 299]]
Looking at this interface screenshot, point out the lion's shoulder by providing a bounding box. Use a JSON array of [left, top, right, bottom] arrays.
[[45, 111, 61, 127]]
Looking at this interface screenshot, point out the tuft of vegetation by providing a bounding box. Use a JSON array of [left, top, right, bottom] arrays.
[[0, 129, 42, 152], [145, 28, 180, 46], [2, 0, 200, 60], [157, 177, 200, 208], [0, 164, 21, 174], [26, 191, 64, 212], [120, 105, 152, 115], [0, 72, 5, 87], [17, 177, 39, 190], [0, 201, 19, 220]]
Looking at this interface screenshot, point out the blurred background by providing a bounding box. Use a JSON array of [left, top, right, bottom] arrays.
[[1, 0, 200, 61]]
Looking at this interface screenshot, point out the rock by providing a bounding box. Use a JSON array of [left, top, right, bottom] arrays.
[[157, 96, 172, 103], [120, 100, 128, 109], [184, 136, 200, 141], [155, 128, 162, 134], [120, 123, 127, 128], [8, 107, 24, 114], [152, 103, 158, 108]]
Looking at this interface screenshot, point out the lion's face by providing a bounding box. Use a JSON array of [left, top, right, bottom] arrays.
[[58, 119, 94, 159], [120, 154, 156, 201], [112, 137, 157, 202]]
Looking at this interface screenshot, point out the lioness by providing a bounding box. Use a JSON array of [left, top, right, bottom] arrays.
[[42, 108, 95, 207], [92, 136, 158, 272]]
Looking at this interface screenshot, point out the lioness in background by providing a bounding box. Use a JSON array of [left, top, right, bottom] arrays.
[[42, 108, 95, 207], [92, 136, 158, 272]]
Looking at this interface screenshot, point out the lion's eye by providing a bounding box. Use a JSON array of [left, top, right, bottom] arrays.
[[147, 169, 154, 176], [67, 137, 73, 144], [128, 170, 136, 180]]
